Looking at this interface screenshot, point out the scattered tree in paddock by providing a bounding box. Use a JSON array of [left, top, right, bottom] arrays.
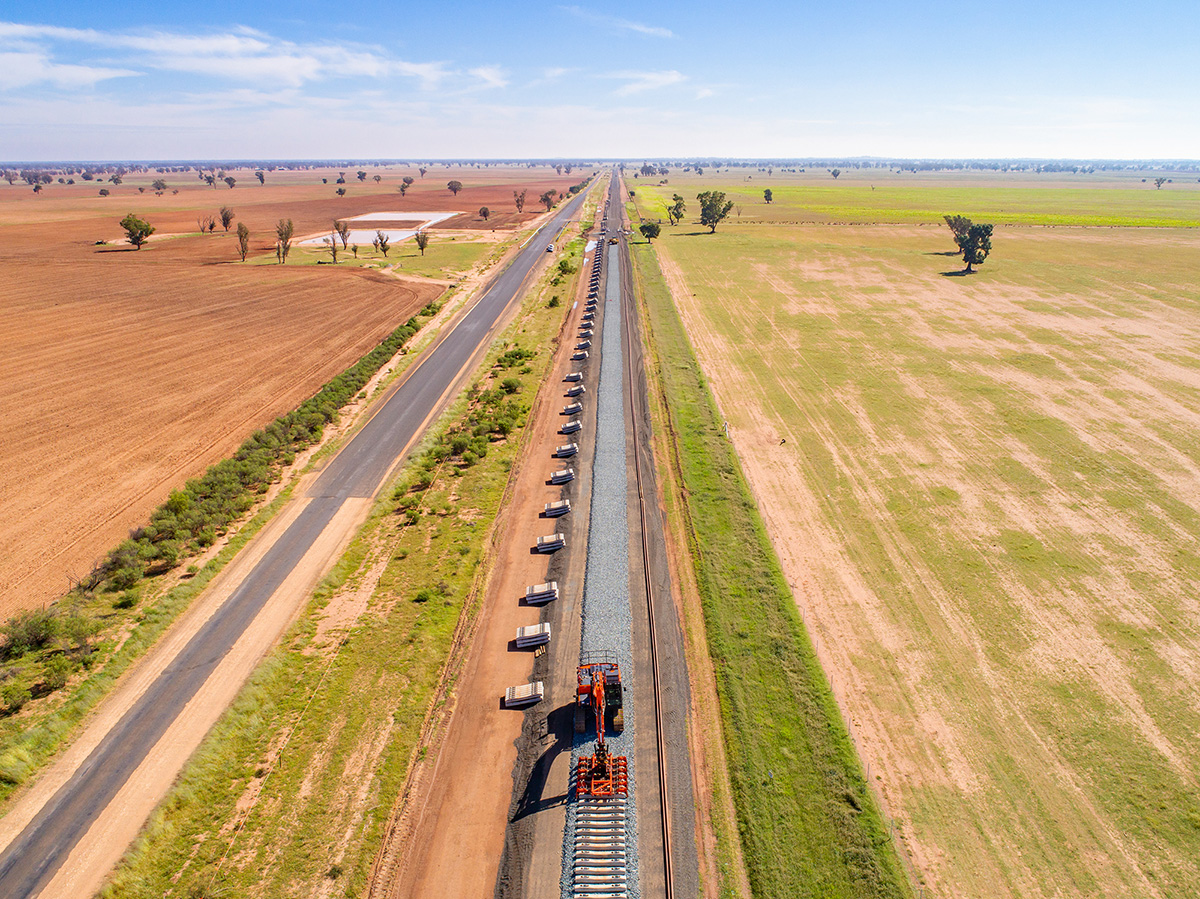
[[830, 168, 841, 179], [414, 230, 430, 256], [1155, 177, 1167, 189], [255, 170, 265, 184], [236, 222, 251, 261], [351, 244, 359, 258], [197, 213, 215, 234], [109, 173, 123, 185], [373, 230, 390, 256], [224, 176, 236, 189], [33, 183, 42, 194], [639, 221, 661, 242], [323, 232, 340, 263], [357, 170, 367, 182], [447, 180, 463, 195], [666, 194, 686, 225], [513, 189, 527, 213], [697, 190, 734, 232], [219, 206, 235, 231], [152, 179, 167, 192], [2, 171, 15, 185], [275, 218, 294, 263], [763, 188, 773, 204], [419, 167, 427, 177], [336, 172, 346, 184], [944, 214, 972, 247], [959, 223, 993, 273], [336, 187, 346, 197], [539, 189, 557, 211], [373, 174, 382, 184], [119, 213, 155, 249], [479, 206, 490, 221], [98, 188, 110, 196], [335, 220, 351, 249]]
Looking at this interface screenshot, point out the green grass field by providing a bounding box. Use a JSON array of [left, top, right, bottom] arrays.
[[632, 179, 1200, 899], [629, 168, 1200, 227]]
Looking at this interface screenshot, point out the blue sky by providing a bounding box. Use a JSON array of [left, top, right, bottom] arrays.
[[1, 1, 1197, 161]]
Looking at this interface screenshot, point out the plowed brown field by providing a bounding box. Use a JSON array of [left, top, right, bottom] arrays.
[[0, 165, 585, 613]]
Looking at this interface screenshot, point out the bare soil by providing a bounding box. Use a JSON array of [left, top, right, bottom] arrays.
[[0, 165, 584, 613]]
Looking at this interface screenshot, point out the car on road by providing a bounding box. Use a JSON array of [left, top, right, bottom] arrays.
[[546, 243, 554, 252]]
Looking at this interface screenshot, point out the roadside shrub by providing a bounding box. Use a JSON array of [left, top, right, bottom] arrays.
[[548, 296, 560, 308], [42, 655, 73, 691], [1, 609, 57, 658], [2, 682, 31, 713], [495, 346, 535, 369], [499, 378, 521, 395], [114, 590, 139, 609]]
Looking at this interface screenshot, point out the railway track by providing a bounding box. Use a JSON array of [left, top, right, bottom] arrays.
[[616, 213, 675, 899]]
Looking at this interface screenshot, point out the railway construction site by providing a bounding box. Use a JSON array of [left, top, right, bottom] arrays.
[[2, 153, 1198, 899]]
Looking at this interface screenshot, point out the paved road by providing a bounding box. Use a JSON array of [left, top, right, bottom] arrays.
[[0, 190, 590, 899]]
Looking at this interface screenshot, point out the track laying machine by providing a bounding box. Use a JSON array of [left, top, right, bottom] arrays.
[[574, 650, 628, 798]]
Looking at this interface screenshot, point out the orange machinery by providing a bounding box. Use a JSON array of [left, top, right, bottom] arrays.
[[574, 651, 628, 798]]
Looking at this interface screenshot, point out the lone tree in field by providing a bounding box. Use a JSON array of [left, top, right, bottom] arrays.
[[1155, 177, 1167, 189], [414, 230, 430, 256], [763, 188, 773, 204], [224, 176, 236, 189], [275, 218, 294, 263], [373, 174, 382, 184], [830, 168, 841, 179], [513, 189, 527, 213], [539, 189, 557, 211], [336, 187, 346, 197], [697, 190, 734, 233], [119, 213, 155, 249], [323, 232, 339, 263], [236, 222, 251, 261], [219, 206, 235, 231], [335, 220, 351, 249], [639, 221, 661, 242], [255, 170, 265, 185], [944, 214, 972, 248], [373, 229, 390, 256], [666, 194, 686, 225], [419, 167, 427, 178], [958, 223, 993, 274], [152, 178, 167, 192], [357, 170, 367, 182], [197, 213, 215, 233], [447, 180, 463, 196], [479, 206, 490, 221]]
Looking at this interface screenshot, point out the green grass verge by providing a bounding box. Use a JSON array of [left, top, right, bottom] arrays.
[[629, 235, 913, 899], [100, 205, 597, 899]]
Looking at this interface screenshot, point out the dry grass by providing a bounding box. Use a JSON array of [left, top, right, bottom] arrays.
[[645, 215, 1200, 899]]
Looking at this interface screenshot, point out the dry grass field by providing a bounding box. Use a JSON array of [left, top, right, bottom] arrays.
[[633, 174, 1200, 898], [0, 165, 584, 613]]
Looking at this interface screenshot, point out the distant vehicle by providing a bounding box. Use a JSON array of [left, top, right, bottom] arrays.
[[546, 244, 554, 252]]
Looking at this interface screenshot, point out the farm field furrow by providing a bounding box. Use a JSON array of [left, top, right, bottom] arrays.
[[0, 165, 585, 614], [0, 257, 438, 613], [645, 216, 1200, 899]]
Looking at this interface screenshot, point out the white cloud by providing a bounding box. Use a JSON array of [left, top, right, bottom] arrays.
[[611, 70, 687, 96], [0, 21, 449, 90], [468, 65, 509, 89], [695, 87, 715, 100], [0, 50, 134, 89], [559, 7, 674, 38]]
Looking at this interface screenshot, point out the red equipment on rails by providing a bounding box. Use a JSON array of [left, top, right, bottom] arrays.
[[574, 651, 628, 798]]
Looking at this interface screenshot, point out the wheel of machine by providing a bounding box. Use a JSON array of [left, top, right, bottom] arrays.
[[575, 705, 586, 734], [612, 707, 624, 733]]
